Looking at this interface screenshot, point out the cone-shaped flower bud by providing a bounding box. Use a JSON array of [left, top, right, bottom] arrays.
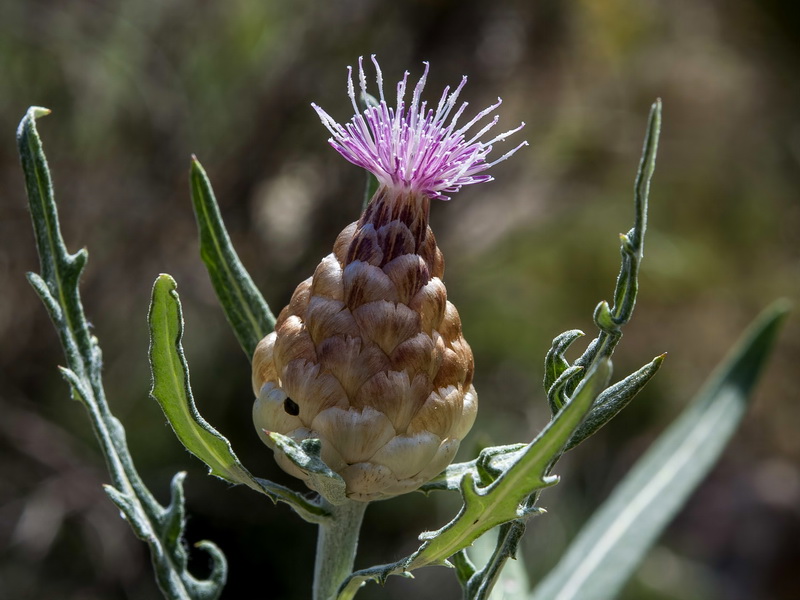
[[253, 56, 526, 501]]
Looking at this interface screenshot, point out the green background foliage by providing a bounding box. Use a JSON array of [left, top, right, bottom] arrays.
[[1, 1, 798, 599]]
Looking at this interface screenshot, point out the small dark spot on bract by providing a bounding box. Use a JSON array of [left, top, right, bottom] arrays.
[[284, 397, 300, 416]]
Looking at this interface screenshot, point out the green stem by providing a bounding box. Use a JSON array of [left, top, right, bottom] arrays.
[[314, 499, 368, 600]]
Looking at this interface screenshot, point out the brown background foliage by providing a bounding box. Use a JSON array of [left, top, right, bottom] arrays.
[[1, 1, 798, 599]]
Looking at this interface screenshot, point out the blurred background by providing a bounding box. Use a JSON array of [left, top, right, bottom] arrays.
[[1, 1, 798, 598]]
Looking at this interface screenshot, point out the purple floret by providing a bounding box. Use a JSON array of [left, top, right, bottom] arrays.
[[312, 55, 527, 201]]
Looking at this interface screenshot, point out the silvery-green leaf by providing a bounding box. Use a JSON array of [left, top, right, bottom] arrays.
[[190, 158, 275, 358], [267, 432, 348, 506], [18, 107, 227, 600], [148, 274, 329, 524], [565, 353, 666, 451], [544, 330, 584, 413], [420, 444, 527, 494]]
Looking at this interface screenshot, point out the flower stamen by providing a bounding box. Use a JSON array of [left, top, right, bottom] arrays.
[[311, 54, 527, 201]]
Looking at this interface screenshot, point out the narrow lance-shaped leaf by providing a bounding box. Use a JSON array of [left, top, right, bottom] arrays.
[[565, 353, 665, 451], [148, 273, 329, 524], [18, 107, 93, 386], [190, 158, 275, 358], [530, 300, 790, 600], [18, 107, 227, 600]]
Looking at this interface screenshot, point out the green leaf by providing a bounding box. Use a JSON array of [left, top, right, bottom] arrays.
[[547, 366, 585, 415], [566, 100, 662, 398], [460, 101, 662, 600], [419, 444, 527, 494], [148, 273, 252, 484], [413, 362, 605, 564], [189, 158, 275, 358], [267, 433, 348, 505], [543, 330, 584, 413], [104, 475, 227, 600], [565, 354, 666, 451], [18, 106, 227, 600], [148, 273, 329, 524], [17, 107, 93, 377], [337, 360, 611, 600], [530, 301, 790, 600]]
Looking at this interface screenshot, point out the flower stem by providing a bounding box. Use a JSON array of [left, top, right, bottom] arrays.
[[313, 498, 368, 600]]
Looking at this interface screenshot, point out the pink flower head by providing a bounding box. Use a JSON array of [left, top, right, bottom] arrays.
[[312, 55, 527, 201]]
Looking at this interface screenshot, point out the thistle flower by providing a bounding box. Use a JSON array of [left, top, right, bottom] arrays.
[[252, 56, 526, 501]]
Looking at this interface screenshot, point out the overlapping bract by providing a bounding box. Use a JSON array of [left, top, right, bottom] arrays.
[[253, 189, 477, 500]]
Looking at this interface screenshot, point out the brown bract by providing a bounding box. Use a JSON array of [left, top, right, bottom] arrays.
[[252, 187, 477, 501]]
